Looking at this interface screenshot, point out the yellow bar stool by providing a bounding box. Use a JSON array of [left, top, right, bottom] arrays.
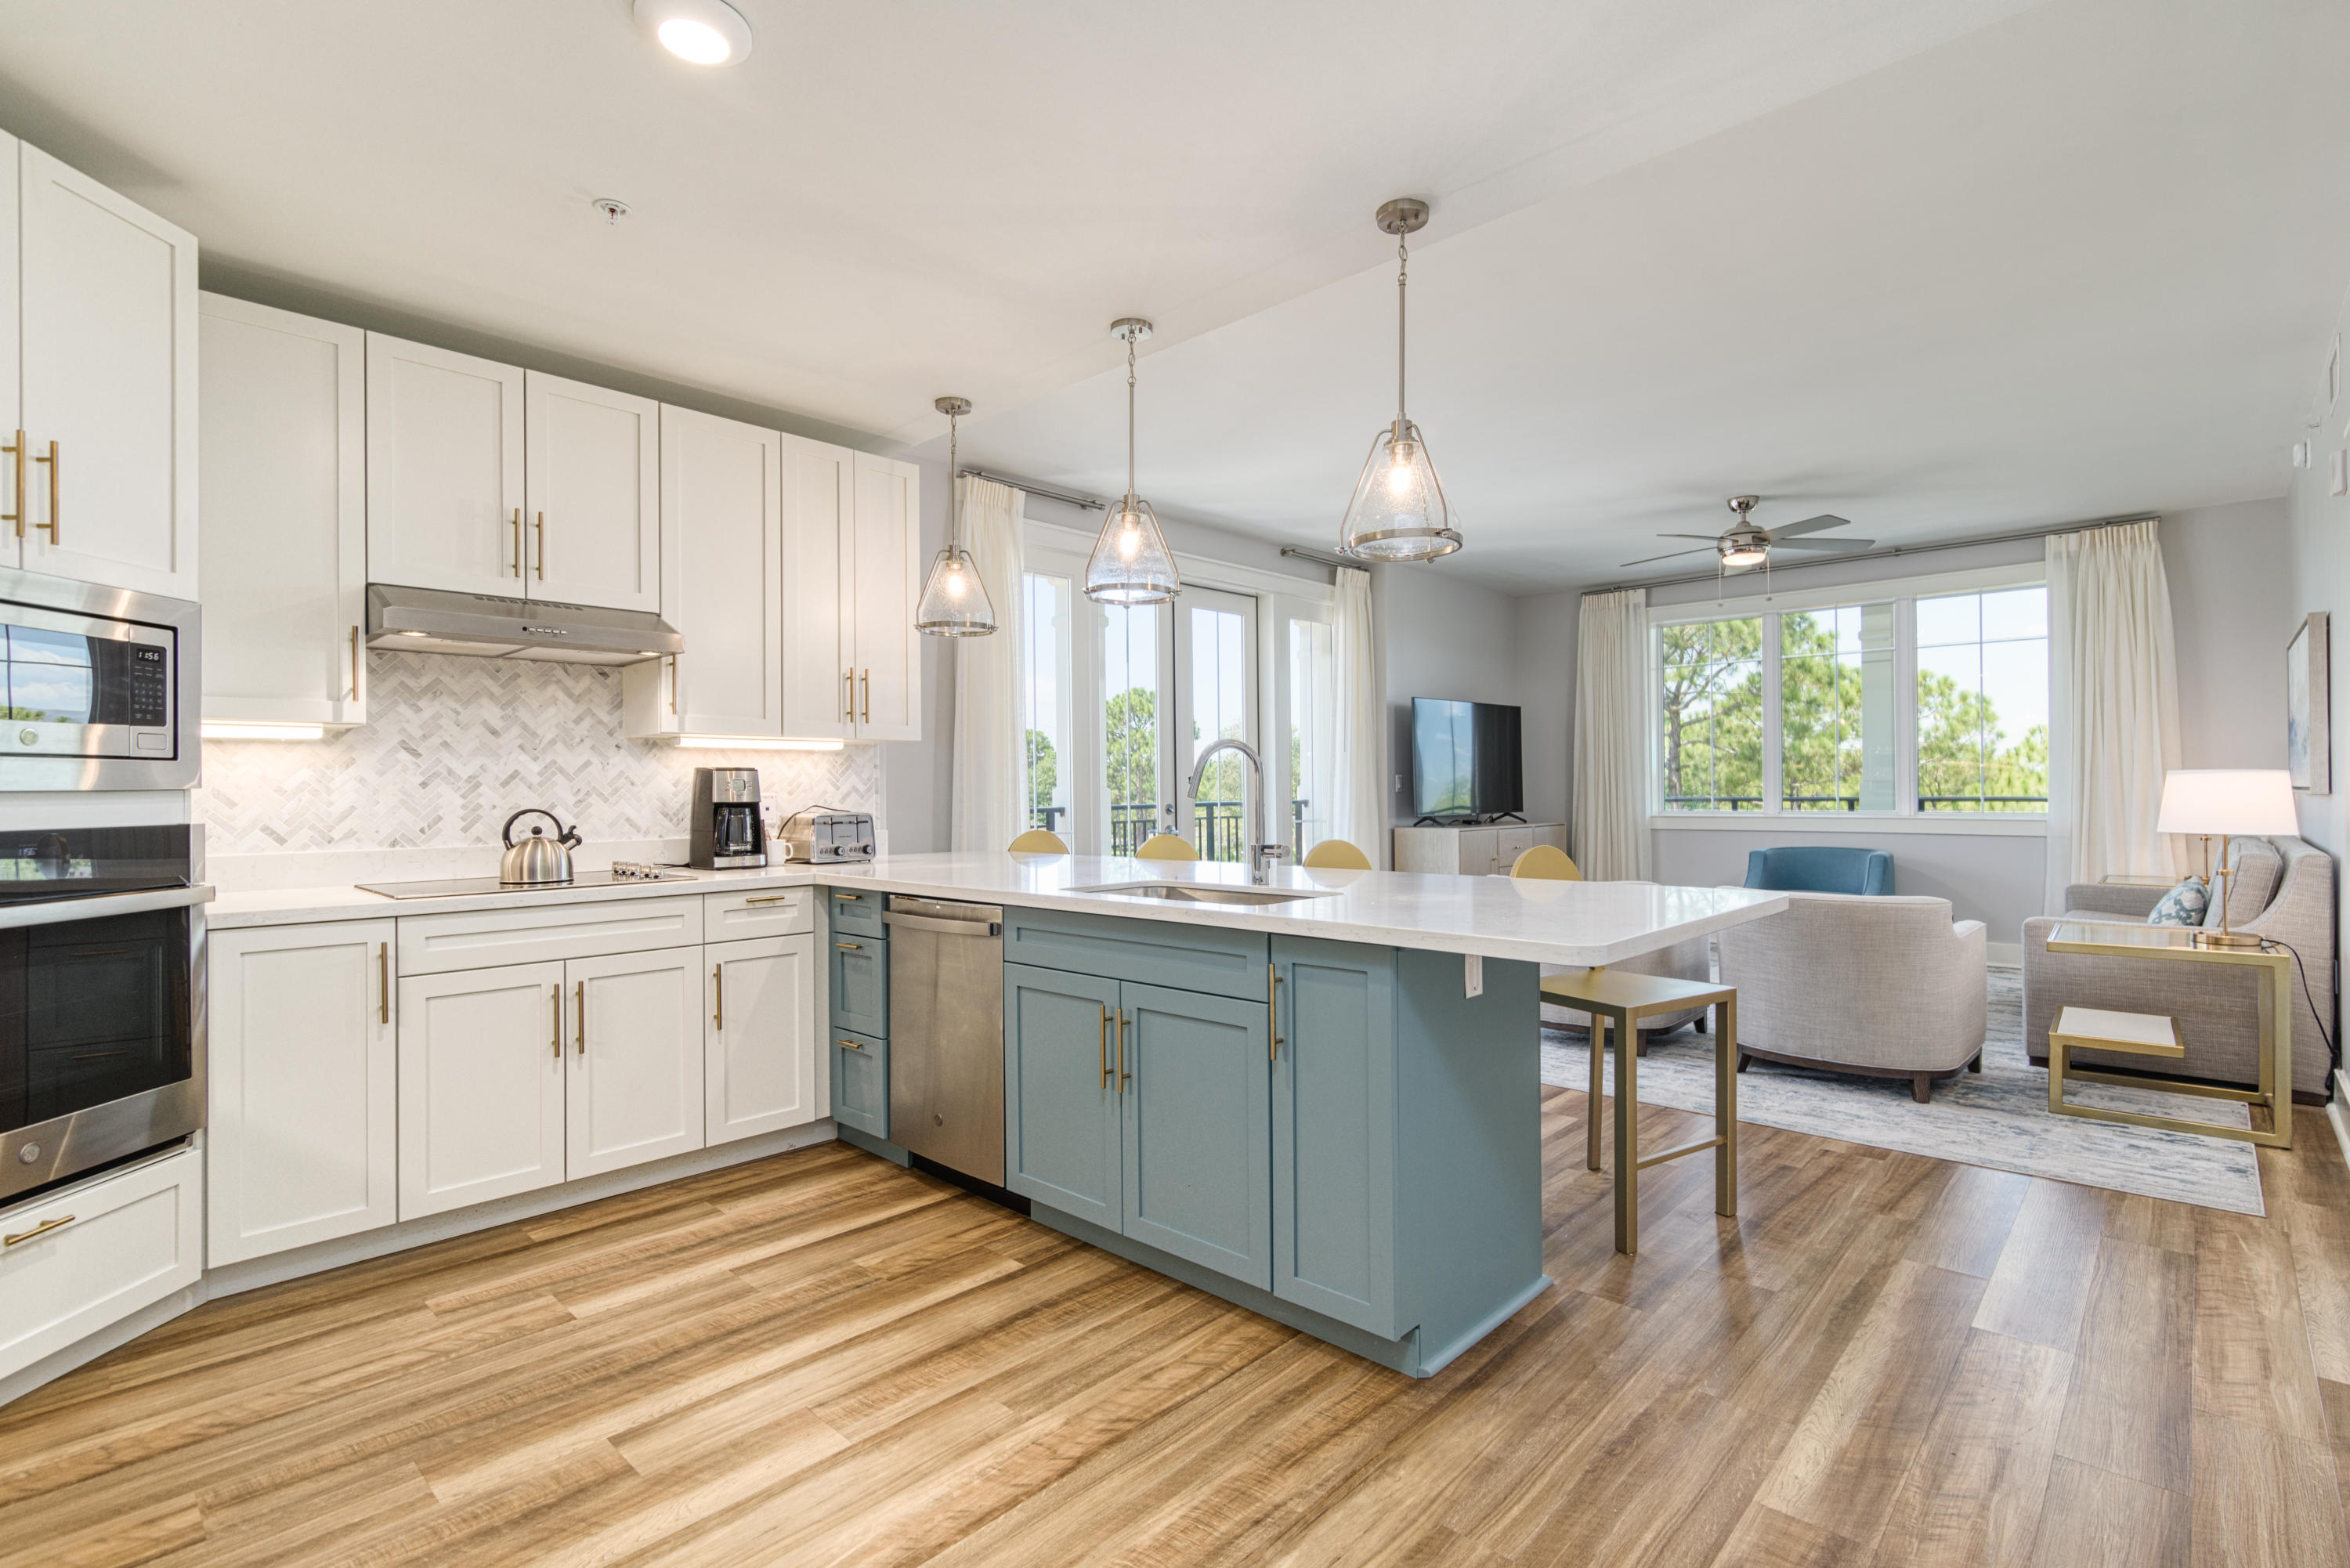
[[1510, 844, 1581, 880], [1301, 840, 1372, 870], [1134, 833, 1198, 862], [1538, 966, 1738, 1254], [1007, 829, 1068, 854]]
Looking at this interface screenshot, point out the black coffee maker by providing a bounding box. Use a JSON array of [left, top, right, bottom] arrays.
[[689, 768, 767, 869]]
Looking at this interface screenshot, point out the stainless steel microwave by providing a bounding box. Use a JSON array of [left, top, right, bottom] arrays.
[[0, 568, 199, 792]]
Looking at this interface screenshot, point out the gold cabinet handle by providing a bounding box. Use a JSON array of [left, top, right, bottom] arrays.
[[350, 627, 362, 701], [1118, 1010, 1130, 1091], [33, 440, 57, 540], [844, 669, 855, 722], [510, 508, 522, 575], [837, 1036, 863, 1051], [1269, 965, 1283, 1062], [1099, 1003, 1112, 1088], [378, 942, 390, 1025], [668, 654, 678, 715], [575, 981, 585, 1055], [2, 429, 22, 537], [861, 669, 871, 724], [835, 941, 862, 951], [744, 894, 794, 906], [551, 985, 561, 1057], [534, 511, 545, 580], [833, 892, 862, 901], [712, 962, 724, 1030], [4, 1213, 73, 1247]]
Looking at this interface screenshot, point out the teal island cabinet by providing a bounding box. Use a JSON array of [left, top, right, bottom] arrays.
[[827, 888, 891, 1146], [1002, 905, 1545, 1378]]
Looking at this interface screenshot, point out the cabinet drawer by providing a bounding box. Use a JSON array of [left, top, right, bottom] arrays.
[[827, 887, 884, 938], [831, 1028, 888, 1138], [828, 932, 887, 1036], [1004, 908, 1267, 1001], [0, 1145, 201, 1382], [399, 896, 703, 975], [705, 887, 815, 940]]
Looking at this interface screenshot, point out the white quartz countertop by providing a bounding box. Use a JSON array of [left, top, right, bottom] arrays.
[[208, 852, 1786, 967]]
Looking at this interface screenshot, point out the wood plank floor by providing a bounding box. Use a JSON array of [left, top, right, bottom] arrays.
[[5, 1088, 2349, 1566]]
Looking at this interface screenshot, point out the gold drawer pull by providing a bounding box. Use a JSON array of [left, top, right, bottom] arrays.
[[744, 894, 795, 906], [5, 1214, 74, 1247], [378, 942, 389, 1024], [712, 963, 724, 1030], [551, 985, 561, 1057], [575, 981, 586, 1055], [835, 941, 862, 951], [837, 1037, 864, 1051]]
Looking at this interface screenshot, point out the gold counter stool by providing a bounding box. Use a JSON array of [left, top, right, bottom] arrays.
[[1541, 967, 1738, 1254]]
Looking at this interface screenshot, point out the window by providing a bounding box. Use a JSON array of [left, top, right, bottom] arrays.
[[1654, 579, 2048, 821], [1018, 573, 1074, 836], [1658, 616, 1762, 811], [1915, 587, 2048, 812], [1101, 601, 1166, 855]]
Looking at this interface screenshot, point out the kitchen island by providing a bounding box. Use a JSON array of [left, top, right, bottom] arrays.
[[206, 852, 1784, 1378]]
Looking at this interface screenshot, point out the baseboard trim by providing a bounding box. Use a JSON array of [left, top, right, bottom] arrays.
[[208, 1119, 841, 1300], [1986, 942, 2022, 970]]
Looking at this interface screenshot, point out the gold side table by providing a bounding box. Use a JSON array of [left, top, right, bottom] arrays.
[[2044, 923, 2292, 1149], [1541, 967, 1737, 1254]]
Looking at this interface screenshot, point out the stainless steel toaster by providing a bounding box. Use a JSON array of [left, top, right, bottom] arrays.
[[781, 808, 877, 864]]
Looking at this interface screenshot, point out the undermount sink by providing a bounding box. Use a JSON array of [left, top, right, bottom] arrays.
[[1068, 881, 1321, 907]]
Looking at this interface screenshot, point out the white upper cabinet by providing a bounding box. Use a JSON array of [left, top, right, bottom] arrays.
[[779, 434, 850, 740], [0, 132, 18, 565], [625, 406, 782, 739], [16, 143, 197, 598], [523, 371, 659, 612], [199, 294, 368, 726], [848, 453, 922, 742], [365, 333, 525, 597]]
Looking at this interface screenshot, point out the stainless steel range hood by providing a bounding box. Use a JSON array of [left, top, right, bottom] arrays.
[[367, 584, 682, 666]]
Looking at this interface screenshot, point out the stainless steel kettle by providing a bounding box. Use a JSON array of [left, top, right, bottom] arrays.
[[500, 808, 583, 886]]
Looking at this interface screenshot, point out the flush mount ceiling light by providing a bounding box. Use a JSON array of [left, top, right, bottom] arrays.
[[1340, 197, 1462, 563], [916, 396, 998, 637], [634, 0, 753, 65], [1083, 319, 1179, 605]]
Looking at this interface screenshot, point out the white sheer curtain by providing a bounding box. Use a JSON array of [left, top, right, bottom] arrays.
[[1329, 566, 1387, 867], [1571, 587, 1652, 880], [949, 478, 1025, 854], [2044, 518, 2186, 906]]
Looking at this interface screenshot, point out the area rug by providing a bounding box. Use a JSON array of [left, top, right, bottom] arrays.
[[1539, 967, 2265, 1216]]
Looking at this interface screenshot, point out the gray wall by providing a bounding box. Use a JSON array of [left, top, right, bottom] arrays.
[[1512, 590, 1578, 828], [1376, 563, 1523, 826]]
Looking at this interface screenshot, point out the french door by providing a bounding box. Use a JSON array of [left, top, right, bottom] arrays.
[[1021, 568, 1260, 861]]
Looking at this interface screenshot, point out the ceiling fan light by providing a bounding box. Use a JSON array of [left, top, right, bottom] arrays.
[[1341, 420, 1462, 562], [1719, 543, 1770, 569], [1085, 497, 1180, 605]]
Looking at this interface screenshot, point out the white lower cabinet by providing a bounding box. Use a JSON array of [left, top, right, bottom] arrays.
[[566, 947, 704, 1179], [707, 934, 817, 1146], [399, 960, 568, 1220], [0, 1146, 201, 1383], [208, 921, 396, 1264]]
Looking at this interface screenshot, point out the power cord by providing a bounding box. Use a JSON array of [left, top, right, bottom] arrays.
[[2259, 936, 2337, 1076]]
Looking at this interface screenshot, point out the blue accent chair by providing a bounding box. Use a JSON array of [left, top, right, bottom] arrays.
[[1744, 846, 1894, 896]]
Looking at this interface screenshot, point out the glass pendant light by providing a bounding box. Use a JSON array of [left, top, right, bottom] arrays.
[[1340, 197, 1462, 562], [1083, 318, 1180, 605], [914, 396, 998, 637]]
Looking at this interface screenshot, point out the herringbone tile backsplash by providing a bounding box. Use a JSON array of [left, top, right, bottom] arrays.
[[193, 653, 884, 854]]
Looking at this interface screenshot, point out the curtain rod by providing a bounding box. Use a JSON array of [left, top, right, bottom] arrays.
[[1581, 512, 2160, 598], [957, 468, 1104, 512], [1279, 545, 1357, 571]]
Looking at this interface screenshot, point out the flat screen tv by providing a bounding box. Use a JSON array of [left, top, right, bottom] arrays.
[[1412, 698, 1523, 821]]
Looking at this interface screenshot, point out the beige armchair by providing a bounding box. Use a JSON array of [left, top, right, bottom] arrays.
[[2023, 835, 2334, 1101], [1716, 891, 1987, 1101]]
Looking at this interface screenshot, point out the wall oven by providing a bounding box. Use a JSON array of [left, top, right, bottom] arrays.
[[0, 825, 208, 1205], [0, 567, 200, 793]]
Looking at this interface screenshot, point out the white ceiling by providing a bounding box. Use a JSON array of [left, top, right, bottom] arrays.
[[5, 0, 2345, 591]]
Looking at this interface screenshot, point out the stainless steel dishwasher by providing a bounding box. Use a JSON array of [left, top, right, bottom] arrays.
[[883, 894, 1005, 1184]]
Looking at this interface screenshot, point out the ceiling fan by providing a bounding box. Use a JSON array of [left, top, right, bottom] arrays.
[[1620, 495, 1875, 573]]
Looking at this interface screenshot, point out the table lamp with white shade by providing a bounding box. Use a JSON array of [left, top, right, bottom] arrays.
[[2154, 769, 2299, 948]]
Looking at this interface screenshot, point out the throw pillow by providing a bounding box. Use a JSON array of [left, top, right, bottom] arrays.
[[2146, 876, 2209, 928]]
